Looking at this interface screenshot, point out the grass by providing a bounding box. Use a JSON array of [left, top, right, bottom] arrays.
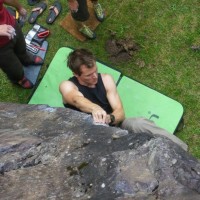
[[0, 0, 199, 158]]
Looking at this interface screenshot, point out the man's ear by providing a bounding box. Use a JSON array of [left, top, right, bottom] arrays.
[[73, 72, 79, 78]]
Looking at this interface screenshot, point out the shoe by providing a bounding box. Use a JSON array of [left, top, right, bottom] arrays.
[[23, 55, 44, 66], [28, 2, 47, 24], [18, 76, 34, 89], [93, 3, 105, 22], [30, 55, 44, 65], [79, 25, 96, 39], [46, 1, 62, 24]]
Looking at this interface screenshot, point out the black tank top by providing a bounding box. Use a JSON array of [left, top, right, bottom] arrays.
[[64, 73, 113, 114]]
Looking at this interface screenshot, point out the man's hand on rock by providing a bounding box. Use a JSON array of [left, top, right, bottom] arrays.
[[92, 108, 108, 124]]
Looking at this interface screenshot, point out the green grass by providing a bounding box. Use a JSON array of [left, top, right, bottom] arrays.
[[1, 0, 199, 158]]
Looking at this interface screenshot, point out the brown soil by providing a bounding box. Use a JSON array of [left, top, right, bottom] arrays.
[[105, 31, 140, 64]]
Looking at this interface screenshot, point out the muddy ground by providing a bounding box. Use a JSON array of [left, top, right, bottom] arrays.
[[105, 32, 140, 64]]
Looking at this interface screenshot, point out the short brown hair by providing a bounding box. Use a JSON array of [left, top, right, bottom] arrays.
[[67, 48, 96, 75]]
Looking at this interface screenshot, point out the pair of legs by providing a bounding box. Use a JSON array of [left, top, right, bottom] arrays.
[[0, 23, 43, 89], [120, 117, 188, 151], [71, 0, 105, 39]]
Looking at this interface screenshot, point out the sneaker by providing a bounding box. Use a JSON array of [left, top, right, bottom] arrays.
[[93, 3, 105, 22], [25, 55, 44, 66], [18, 76, 34, 89], [31, 55, 44, 65], [79, 25, 96, 39]]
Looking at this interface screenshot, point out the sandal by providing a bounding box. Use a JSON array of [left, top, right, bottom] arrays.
[[46, 1, 62, 24], [28, 2, 47, 24]]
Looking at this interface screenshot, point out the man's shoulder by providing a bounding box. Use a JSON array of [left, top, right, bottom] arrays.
[[59, 79, 75, 90], [60, 80, 69, 85], [101, 73, 113, 78], [101, 73, 114, 82], [60, 76, 76, 85]]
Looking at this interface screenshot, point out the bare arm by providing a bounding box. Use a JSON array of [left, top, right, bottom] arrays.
[[4, 0, 22, 11], [4, 0, 27, 16], [102, 74, 125, 125], [67, 0, 79, 12], [59, 80, 108, 123]]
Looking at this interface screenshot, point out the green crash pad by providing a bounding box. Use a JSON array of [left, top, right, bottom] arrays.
[[117, 76, 183, 134], [29, 47, 183, 134]]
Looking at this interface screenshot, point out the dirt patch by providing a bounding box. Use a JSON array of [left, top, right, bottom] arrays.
[[105, 31, 140, 64]]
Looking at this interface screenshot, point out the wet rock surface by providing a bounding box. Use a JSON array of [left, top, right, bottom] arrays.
[[0, 102, 200, 200]]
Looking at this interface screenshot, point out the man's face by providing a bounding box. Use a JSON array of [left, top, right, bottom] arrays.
[[75, 63, 98, 87]]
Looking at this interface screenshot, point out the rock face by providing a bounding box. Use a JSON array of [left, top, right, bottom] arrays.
[[0, 102, 200, 200]]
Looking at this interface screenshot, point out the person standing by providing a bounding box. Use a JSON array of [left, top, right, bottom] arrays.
[[67, 0, 105, 39], [0, 0, 44, 89]]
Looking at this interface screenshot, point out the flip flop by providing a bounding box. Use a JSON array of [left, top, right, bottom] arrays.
[[28, 2, 47, 24], [46, 1, 62, 24]]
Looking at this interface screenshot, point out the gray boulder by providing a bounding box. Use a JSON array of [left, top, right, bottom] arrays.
[[0, 103, 199, 200]]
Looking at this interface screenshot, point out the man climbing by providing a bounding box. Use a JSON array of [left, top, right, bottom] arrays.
[[67, 0, 105, 39], [59, 48, 188, 151], [0, 0, 44, 89]]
